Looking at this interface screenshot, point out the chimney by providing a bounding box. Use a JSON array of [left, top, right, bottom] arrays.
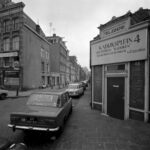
[[36, 24, 40, 34]]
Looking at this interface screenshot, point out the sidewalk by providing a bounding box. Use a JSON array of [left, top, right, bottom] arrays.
[[50, 86, 150, 150], [7, 86, 67, 98]]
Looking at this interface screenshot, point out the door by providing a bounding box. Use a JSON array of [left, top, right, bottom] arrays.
[[107, 77, 125, 120]]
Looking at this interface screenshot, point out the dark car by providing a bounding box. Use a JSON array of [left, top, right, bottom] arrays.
[[8, 91, 72, 134], [80, 81, 87, 91], [0, 88, 8, 100]]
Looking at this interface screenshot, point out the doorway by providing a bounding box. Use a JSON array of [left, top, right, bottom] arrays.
[[107, 77, 125, 119]]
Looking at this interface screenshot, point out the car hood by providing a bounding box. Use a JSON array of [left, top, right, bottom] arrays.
[[11, 105, 62, 118]]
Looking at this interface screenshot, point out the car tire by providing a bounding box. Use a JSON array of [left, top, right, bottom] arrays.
[[0, 94, 6, 100]]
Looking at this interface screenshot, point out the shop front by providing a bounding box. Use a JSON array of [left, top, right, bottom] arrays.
[[90, 12, 149, 122]]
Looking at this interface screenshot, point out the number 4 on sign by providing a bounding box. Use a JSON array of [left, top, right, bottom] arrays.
[[134, 34, 140, 43]]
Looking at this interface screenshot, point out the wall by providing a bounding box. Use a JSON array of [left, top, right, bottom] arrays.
[[129, 60, 145, 121], [49, 44, 60, 73], [93, 65, 102, 110], [22, 26, 50, 89]]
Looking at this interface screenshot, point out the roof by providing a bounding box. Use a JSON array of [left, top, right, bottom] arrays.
[[131, 8, 150, 25]]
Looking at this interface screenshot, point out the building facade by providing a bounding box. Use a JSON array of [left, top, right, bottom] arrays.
[[47, 34, 68, 88], [70, 56, 77, 82], [90, 8, 150, 122], [0, 0, 51, 90]]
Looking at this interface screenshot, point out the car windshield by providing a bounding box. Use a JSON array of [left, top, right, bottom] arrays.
[[27, 93, 59, 107], [68, 84, 78, 89]]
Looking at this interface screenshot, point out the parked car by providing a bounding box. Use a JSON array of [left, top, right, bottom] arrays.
[[82, 80, 88, 87], [66, 83, 84, 97], [0, 88, 8, 100], [8, 91, 72, 134], [80, 81, 87, 91]]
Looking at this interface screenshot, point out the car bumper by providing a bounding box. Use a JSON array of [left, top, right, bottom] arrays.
[[8, 124, 60, 132]]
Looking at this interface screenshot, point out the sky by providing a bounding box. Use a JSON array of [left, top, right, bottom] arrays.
[[13, 0, 150, 70]]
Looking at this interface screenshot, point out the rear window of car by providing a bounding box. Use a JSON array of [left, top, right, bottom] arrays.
[[27, 93, 59, 107], [68, 84, 78, 89]]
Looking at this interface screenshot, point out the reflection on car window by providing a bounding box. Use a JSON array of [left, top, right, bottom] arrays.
[[27, 94, 59, 107], [68, 84, 78, 89]]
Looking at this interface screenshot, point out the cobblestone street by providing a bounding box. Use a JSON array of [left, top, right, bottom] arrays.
[[26, 86, 150, 150]]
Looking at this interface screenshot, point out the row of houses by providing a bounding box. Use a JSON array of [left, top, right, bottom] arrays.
[[0, 0, 87, 90]]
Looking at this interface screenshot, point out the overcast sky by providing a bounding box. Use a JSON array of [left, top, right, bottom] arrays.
[[13, 0, 150, 69]]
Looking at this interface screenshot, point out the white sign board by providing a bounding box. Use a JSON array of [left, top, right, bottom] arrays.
[[101, 18, 130, 38], [91, 29, 147, 66]]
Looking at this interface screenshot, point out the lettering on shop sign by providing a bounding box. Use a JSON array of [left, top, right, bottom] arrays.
[[97, 34, 141, 57], [100, 19, 130, 38], [91, 29, 147, 65], [103, 25, 125, 36]]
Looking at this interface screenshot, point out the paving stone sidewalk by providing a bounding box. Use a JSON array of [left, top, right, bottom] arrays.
[[49, 86, 150, 150]]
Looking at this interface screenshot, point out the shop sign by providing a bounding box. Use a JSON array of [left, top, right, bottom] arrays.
[[91, 28, 147, 66], [100, 18, 130, 38]]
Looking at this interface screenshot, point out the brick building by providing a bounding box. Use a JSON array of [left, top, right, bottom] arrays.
[[90, 8, 150, 122], [0, 0, 51, 89], [47, 34, 68, 88]]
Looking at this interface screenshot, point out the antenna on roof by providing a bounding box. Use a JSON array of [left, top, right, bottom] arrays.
[[52, 27, 56, 34], [49, 22, 53, 36]]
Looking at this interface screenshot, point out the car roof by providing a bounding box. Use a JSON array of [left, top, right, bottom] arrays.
[[31, 91, 67, 95], [69, 83, 81, 85]]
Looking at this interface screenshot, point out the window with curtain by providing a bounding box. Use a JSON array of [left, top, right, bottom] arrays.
[[12, 36, 19, 50], [13, 18, 19, 30], [3, 38, 10, 51], [3, 20, 10, 32]]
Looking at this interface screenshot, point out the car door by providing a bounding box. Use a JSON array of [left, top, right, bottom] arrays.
[[58, 93, 68, 123]]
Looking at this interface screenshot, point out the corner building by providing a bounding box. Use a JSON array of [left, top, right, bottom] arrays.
[[90, 8, 150, 122], [0, 1, 51, 89]]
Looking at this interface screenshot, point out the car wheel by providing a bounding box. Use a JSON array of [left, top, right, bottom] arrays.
[[0, 94, 6, 100]]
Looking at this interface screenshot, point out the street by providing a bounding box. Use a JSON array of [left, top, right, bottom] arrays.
[[0, 86, 150, 150]]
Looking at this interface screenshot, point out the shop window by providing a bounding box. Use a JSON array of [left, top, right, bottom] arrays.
[[42, 76, 45, 84], [3, 38, 10, 51], [107, 64, 125, 71], [12, 36, 19, 50]]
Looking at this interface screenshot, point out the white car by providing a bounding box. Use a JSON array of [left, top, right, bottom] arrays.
[[0, 88, 8, 100], [66, 83, 84, 97]]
